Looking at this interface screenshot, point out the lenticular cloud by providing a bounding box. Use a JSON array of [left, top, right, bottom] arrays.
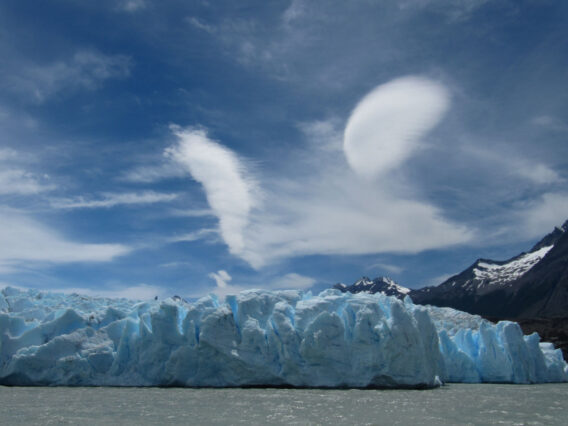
[[343, 76, 450, 179]]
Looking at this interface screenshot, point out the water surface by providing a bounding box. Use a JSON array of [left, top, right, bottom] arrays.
[[1, 384, 567, 425]]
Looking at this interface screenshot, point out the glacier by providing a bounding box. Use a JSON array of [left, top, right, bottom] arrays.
[[0, 286, 567, 387]]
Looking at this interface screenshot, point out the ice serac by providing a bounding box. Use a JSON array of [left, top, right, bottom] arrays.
[[1, 287, 567, 387], [419, 304, 567, 383]]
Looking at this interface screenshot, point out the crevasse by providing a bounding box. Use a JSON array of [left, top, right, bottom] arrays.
[[0, 287, 566, 387]]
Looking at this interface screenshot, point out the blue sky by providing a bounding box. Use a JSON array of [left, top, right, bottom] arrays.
[[1, 0, 567, 299]]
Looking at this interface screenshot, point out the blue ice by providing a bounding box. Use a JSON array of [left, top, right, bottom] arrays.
[[1, 287, 566, 387]]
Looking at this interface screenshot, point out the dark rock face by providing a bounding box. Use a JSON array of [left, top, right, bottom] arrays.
[[506, 230, 568, 319]]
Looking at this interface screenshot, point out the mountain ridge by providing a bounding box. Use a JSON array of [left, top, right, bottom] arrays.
[[410, 220, 568, 318], [335, 220, 568, 359], [333, 276, 410, 299]]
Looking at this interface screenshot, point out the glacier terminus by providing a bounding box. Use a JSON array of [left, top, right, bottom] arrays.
[[1, 287, 567, 388]]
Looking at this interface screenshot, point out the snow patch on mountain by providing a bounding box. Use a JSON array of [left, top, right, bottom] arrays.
[[336, 276, 410, 298], [473, 245, 553, 287]]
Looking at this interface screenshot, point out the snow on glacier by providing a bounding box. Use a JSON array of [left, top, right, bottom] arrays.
[[0, 286, 566, 387]]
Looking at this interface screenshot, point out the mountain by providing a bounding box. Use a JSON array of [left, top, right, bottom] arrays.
[[410, 220, 568, 319], [410, 221, 568, 360], [334, 276, 411, 299], [334, 220, 568, 359]]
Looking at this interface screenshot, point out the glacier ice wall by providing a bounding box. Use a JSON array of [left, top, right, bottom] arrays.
[[0, 287, 566, 387]]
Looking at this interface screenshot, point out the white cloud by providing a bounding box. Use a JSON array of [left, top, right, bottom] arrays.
[[169, 208, 215, 218], [204, 270, 316, 299], [399, 0, 490, 21], [208, 270, 232, 288], [51, 191, 178, 209], [167, 228, 218, 243], [120, 163, 187, 183], [0, 169, 55, 195], [518, 192, 568, 239], [269, 273, 316, 290], [0, 209, 130, 269], [282, 0, 308, 24], [242, 182, 471, 268], [167, 78, 471, 268], [464, 145, 562, 185], [158, 261, 193, 269], [366, 262, 404, 275], [166, 126, 258, 256], [0, 148, 20, 161], [206, 269, 250, 299], [5, 50, 131, 103], [516, 163, 562, 185], [531, 115, 568, 132], [0, 148, 54, 195], [343, 76, 450, 179], [117, 0, 147, 12], [186, 17, 217, 34], [297, 118, 343, 152]]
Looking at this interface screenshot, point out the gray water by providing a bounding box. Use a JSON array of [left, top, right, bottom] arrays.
[[1, 384, 567, 425]]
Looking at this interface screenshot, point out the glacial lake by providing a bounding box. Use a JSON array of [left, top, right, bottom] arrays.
[[1, 383, 567, 425]]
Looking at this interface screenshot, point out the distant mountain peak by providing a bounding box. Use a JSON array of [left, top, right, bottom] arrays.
[[334, 276, 410, 299], [531, 220, 568, 252]]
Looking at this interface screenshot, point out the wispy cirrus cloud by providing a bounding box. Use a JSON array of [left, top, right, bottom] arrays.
[[463, 145, 562, 185], [0, 148, 55, 195], [186, 17, 217, 34], [398, 0, 491, 21], [169, 208, 215, 218], [120, 163, 187, 183], [2, 50, 131, 103], [117, 0, 148, 13], [0, 209, 130, 271], [0, 169, 55, 195], [50, 191, 178, 209], [531, 115, 568, 132], [167, 228, 218, 244]]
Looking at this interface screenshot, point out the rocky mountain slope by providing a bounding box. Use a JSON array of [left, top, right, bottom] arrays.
[[410, 220, 568, 319], [336, 220, 568, 359]]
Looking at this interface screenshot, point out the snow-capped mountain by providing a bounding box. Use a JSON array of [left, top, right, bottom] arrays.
[[409, 220, 568, 360], [334, 276, 411, 299], [410, 220, 568, 319], [332, 221, 568, 360]]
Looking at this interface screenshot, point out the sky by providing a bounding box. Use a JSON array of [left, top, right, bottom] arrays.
[[1, 0, 567, 300]]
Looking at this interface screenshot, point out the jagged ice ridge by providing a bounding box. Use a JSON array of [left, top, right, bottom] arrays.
[[1, 287, 566, 387]]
